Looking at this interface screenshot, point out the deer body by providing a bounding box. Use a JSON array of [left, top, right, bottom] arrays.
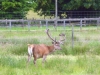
[[27, 44, 60, 64]]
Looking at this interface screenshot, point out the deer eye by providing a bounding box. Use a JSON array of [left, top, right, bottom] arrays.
[[56, 42, 60, 44]]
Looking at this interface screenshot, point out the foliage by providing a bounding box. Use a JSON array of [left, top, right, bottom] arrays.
[[0, 0, 34, 19], [33, 0, 100, 16], [34, 0, 55, 16], [65, 0, 100, 10]]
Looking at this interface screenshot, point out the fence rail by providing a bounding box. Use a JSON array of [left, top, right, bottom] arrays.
[[0, 17, 100, 31]]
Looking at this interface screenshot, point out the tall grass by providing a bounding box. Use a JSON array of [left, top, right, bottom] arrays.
[[0, 30, 100, 55], [0, 55, 100, 75]]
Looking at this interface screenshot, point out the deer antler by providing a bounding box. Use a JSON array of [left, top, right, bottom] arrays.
[[59, 33, 66, 42], [59, 33, 65, 36], [46, 29, 56, 42]]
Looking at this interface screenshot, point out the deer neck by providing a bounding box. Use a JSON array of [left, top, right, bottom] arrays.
[[47, 45, 55, 52]]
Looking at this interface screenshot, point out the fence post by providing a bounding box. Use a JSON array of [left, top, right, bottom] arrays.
[[84, 17, 86, 26], [6, 19, 7, 26], [63, 20, 65, 31], [72, 24, 74, 50], [28, 20, 30, 31], [46, 20, 48, 29], [54, 19, 57, 30], [22, 19, 24, 27], [9, 20, 11, 31], [40, 21, 42, 28], [80, 19, 82, 31], [34, 20, 36, 27], [97, 17, 100, 30]]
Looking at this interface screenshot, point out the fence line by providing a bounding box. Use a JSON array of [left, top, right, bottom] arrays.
[[0, 17, 100, 31], [0, 11, 100, 19]]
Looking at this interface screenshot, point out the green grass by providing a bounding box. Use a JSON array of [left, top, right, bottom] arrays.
[[0, 55, 100, 75], [0, 25, 100, 31], [26, 10, 53, 19], [0, 27, 100, 75]]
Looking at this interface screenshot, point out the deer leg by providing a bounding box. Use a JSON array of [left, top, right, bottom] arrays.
[[33, 56, 37, 65], [27, 54, 31, 63], [42, 55, 47, 63]]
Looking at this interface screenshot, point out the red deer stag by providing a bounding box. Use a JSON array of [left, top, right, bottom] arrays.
[[27, 29, 65, 65]]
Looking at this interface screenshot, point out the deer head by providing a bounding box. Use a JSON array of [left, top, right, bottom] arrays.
[[46, 29, 65, 50]]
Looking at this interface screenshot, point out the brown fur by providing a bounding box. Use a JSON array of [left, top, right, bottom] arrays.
[[27, 43, 60, 65]]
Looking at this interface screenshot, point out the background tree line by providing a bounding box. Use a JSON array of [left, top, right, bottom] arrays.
[[0, 0, 35, 19], [0, 0, 100, 19]]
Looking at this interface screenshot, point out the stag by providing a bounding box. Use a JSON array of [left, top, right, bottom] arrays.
[[27, 29, 65, 65]]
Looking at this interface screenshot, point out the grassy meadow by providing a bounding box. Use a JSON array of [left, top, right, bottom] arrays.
[[0, 27, 100, 75], [26, 10, 54, 19]]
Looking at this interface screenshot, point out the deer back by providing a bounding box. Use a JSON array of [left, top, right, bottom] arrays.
[[28, 44, 55, 58]]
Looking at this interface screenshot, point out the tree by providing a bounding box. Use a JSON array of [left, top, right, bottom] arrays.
[[64, 0, 100, 10], [34, 0, 100, 17], [0, 0, 34, 19], [34, 0, 55, 17]]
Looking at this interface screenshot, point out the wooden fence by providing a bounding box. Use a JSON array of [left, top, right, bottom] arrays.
[[0, 18, 100, 31]]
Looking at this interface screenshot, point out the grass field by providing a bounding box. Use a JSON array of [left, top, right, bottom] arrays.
[[26, 10, 54, 19], [0, 27, 100, 75], [0, 25, 99, 31]]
